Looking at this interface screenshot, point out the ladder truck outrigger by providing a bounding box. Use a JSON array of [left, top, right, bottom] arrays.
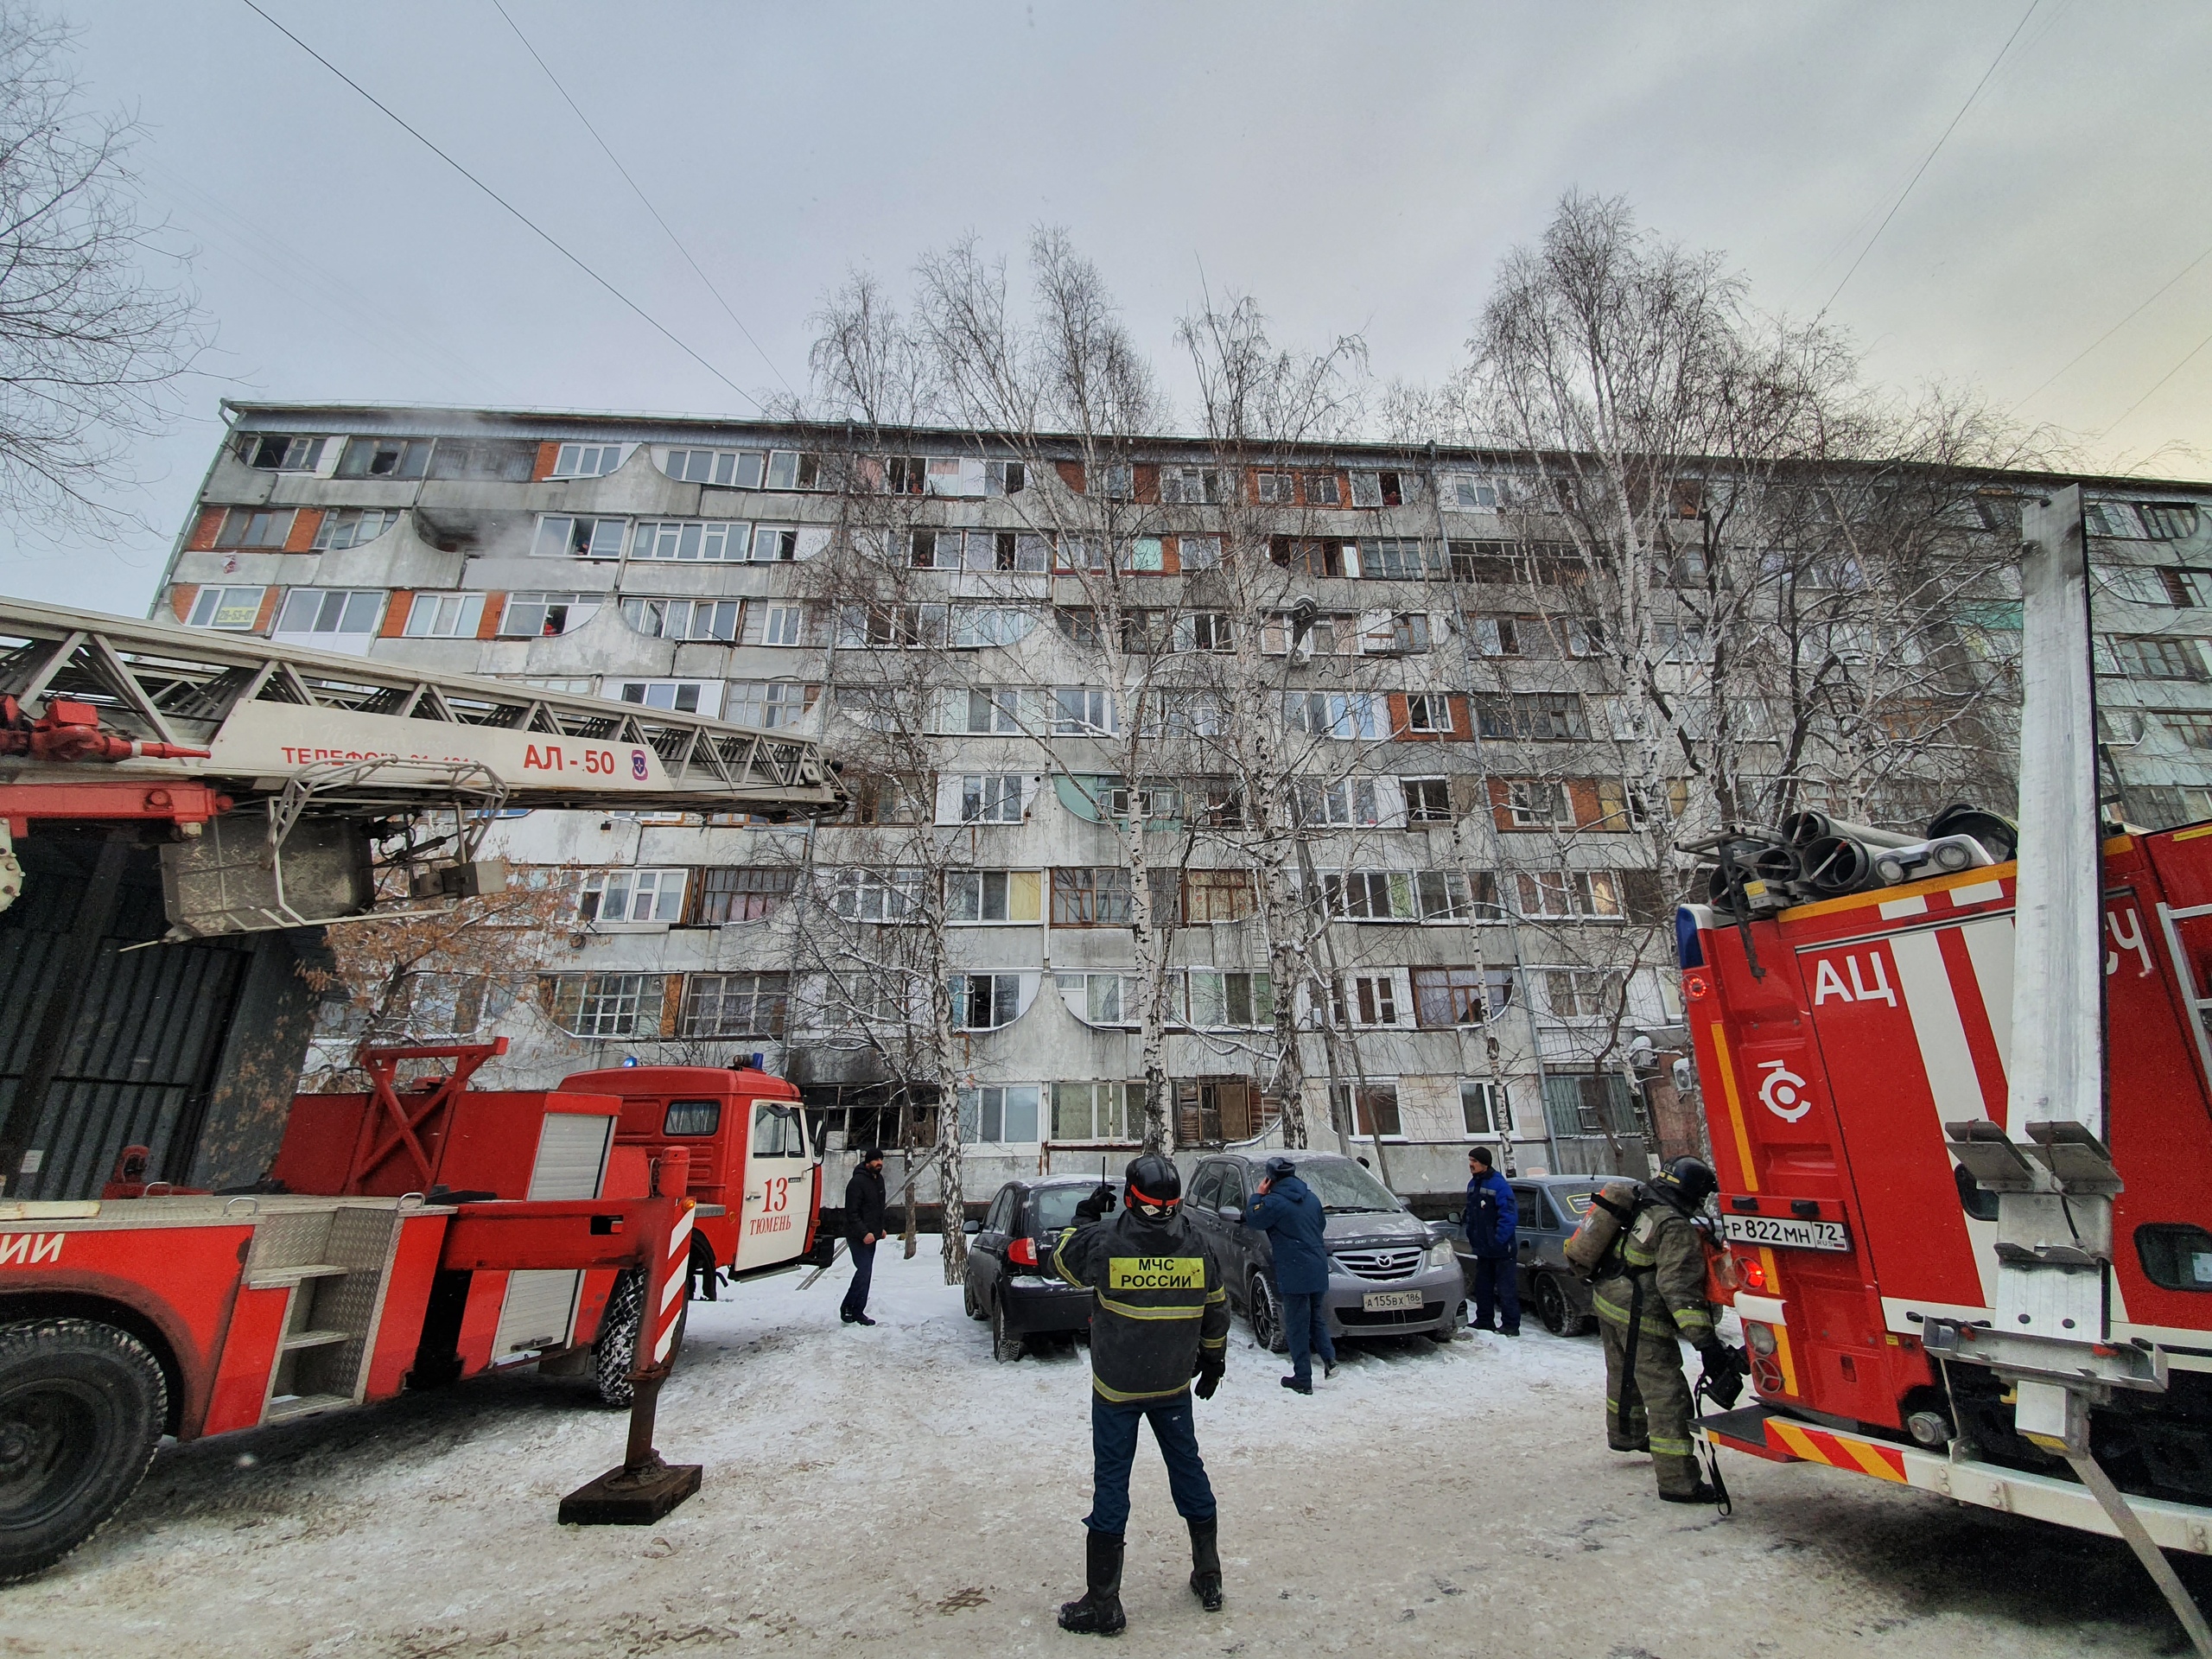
[[0, 600, 846, 1582], [1680, 488, 2212, 1653]]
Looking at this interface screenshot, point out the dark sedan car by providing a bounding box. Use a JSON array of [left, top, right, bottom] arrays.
[[962, 1175, 1124, 1361], [1183, 1150, 1465, 1348]]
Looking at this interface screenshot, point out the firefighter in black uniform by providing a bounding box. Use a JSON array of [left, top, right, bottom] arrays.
[[1051, 1154, 1230, 1635]]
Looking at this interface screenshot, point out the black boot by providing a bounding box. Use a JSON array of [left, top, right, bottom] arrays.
[[1187, 1516, 1224, 1611], [1058, 1529, 1127, 1636]]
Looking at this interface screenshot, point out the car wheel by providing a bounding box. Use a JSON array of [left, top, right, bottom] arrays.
[[1427, 1300, 1465, 1343], [963, 1274, 984, 1321], [989, 1295, 1025, 1363], [0, 1318, 168, 1585], [1534, 1274, 1570, 1337], [1248, 1273, 1287, 1355]]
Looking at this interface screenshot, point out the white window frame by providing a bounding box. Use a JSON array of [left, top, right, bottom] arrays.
[[622, 596, 741, 642], [1057, 972, 1141, 1027], [1052, 686, 1118, 737], [947, 869, 1043, 925], [1443, 474, 1500, 512], [534, 514, 627, 559], [613, 679, 722, 718], [828, 868, 925, 923], [578, 868, 687, 927], [662, 447, 764, 488], [1404, 692, 1452, 734], [187, 586, 266, 631], [404, 592, 485, 639], [629, 519, 752, 562], [313, 507, 400, 551], [1459, 1079, 1510, 1136], [499, 593, 601, 638], [958, 1084, 1042, 1143], [958, 774, 1026, 823], [551, 442, 625, 479], [273, 588, 384, 639], [950, 973, 1030, 1031]]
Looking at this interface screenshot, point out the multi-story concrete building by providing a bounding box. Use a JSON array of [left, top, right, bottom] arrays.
[[156, 403, 2212, 1204]]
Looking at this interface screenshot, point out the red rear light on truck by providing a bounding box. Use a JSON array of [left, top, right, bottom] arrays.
[[1009, 1236, 1039, 1268]]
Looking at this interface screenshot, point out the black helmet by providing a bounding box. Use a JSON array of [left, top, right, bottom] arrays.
[[1653, 1156, 1718, 1211], [1124, 1154, 1183, 1221]]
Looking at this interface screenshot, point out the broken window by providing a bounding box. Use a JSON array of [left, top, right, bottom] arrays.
[[693, 869, 798, 925], [551, 442, 625, 479], [1362, 612, 1431, 653], [1506, 779, 1573, 827], [238, 433, 325, 472], [1403, 778, 1452, 823], [1272, 537, 1344, 578], [950, 974, 1028, 1030], [337, 436, 432, 479], [429, 439, 537, 481], [313, 508, 400, 551], [186, 586, 266, 630], [1403, 693, 1452, 734]]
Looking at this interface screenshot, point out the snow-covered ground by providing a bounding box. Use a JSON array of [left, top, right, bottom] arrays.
[[8, 1246, 2203, 1656]]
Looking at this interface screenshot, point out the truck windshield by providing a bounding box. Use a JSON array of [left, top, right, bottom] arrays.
[[1298, 1159, 1402, 1214], [1032, 1184, 1123, 1234]]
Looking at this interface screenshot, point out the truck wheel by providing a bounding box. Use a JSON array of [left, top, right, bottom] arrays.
[[0, 1318, 167, 1584], [593, 1271, 689, 1409], [1248, 1274, 1287, 1355], [989, 1296, 1025, 1363], [1534, 1274, 1570, 1337]]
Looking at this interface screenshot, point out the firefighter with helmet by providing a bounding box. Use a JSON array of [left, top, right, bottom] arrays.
[[1051, 1153, 1230, 1635], [1592, 1155, 1741, 1503]]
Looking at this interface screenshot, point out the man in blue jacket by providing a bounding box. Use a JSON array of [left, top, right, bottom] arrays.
[[1248, 1154, 1334, 1394], [1464, 1147, 1520, 1336]]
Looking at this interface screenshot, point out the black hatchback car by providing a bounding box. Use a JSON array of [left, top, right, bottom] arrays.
[[962, 1175, 1124, 1361]]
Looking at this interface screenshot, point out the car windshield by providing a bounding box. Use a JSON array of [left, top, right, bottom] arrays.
[[1295, 1159, 1403, 1215], [1032, 1184, 1122, 1234]]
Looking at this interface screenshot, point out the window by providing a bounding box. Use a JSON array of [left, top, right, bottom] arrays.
[[1414, 966, 1513, 1027], [1304, 473, 1340, 505], [215, 507, 294, 549], [274, 588, 383, 639], [1182, 868, 1255, 923], [499, 593, 600, 637], [2106, 635, 2208, 681], [2165, 713, 2212, 751], [1404, 693, 1452, 734], [578, 868, 686, 925], [1197, 780, 1245, 828], [1273, 537, 1345, 579], [1360, 540, 1433, 580], [944, 686, 1022, 735], [543, 973, 666, 1038], [950, 606, 1035, 648], [1184, 970, 1273, 1028], [1539, 969, 1624, 1020], [622, 597, 741, 641], [948, 870, 1043, 924], [682, 972, 789, 1037], [1443, 474, 1499, 512], [1460, 1079, 1510, 1135], [1053, 686, 1118, 736], [1332, 974, 1401, 1027], [694, 868, 797, 924], [726, 681, 817, 728], [2133, 1224, 2212, 1292], [988, 460, 1027, 496], [550, 442, 624, 478], [1323, 870, 1417, 922], [404, 592, 485, 639], [1363, 613, 1431, 653], [427, 439, 537, 481], [1417, 870, 1478, 921], [1516, 869, 1623, 920], [238, 433, 325, 472], [661, 1100, 721, 1137], [959, 1084, 1041, 1142], [2140, 504, 2202, 542], [909, 529, 958, 569], [1051, 1081, 1138, 1142], [1094, 462, 1134, 500], [2160, 569, 2212, 607], [950, 974, 1027, 1030], [1124, 536, 1166, 572], [337, 436, 431, 479], [748, 525, 804, 563], [1160, 466, 1222, 505], [1507, 780, 1573, 828], [1255, 470, 1295, 505], [312, 508, 399, 551], [1542, 1073, 1637, 1138], [1180, 535, 1223, 569], [663, 448, 764, 488], [846, 772, 930, 825], [1656, 620, 1706, 663], [1473, 693, 1588, 741], [614, 679, 721, 716], [1404, 778, 1452, 823], [629, 520, 752, 561], [959, 774, 1025, 823], [764, 450, 822, 491], [1330, 1081, 1402, 1138], [534, 516, 626, 559], [187, 586, 266, 630], [841, 601, 948, 648], [1286, 691, 1383, 740], [1058, 972, 1140, 1026], [1468, 616, 1520, 657], [753, 604, 807, 646], [1173, 613, 1233, 652], [1349, 469, 1414, 508], [1052, 867, 1134, 925], [1292, 776, 1382, 827], [829, 868, 924, 922], [1104, 779, 1185, 820]]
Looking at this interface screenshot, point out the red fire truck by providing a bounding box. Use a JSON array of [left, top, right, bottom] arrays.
[[1683, 490, 2210, 1649], [0, 601, 842, 1581]]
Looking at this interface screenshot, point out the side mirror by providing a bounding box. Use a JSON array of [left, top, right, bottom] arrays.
[[1217, 1204, 1242, 1221], [963, 1218, 982, 1236]]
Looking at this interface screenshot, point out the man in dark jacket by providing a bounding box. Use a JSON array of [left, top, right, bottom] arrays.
[[1051, 1154, 1230, 1635], [839, 1147, 887, 1326], [1463, 1147, 1520, 1336], [1247, 1154, 1333, 1393]]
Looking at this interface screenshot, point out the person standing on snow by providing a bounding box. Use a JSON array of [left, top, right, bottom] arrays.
[[1247, 1154, 1334, 1393], [839, 1147, 887, 1326], [1051, 1154, 1230, 1635], [1463, 1147, 1520, 1336]]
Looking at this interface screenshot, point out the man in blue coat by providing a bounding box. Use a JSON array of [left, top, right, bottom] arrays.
[[1247, 1155, 1334, 1394], [1464, 1147, 1520, 1335]]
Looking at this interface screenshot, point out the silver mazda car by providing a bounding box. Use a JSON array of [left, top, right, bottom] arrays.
[[1181, 1149, 1466, 1348]]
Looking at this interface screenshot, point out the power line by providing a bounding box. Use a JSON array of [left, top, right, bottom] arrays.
[[237, 0, 764, 413], [2014, 238, 2212, 408], [2099, 321, 2212, 439], [486, 0, 799, 405], [1821, 0, 2042, 315]]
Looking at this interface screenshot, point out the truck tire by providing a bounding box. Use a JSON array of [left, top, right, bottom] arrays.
[[593, 1271, 689, 1409], [0, 1318, 168, 1584]]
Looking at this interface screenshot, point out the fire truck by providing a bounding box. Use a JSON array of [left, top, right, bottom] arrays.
[[0, 599, 842, 1581], [1683, 490, 2212, 1651]]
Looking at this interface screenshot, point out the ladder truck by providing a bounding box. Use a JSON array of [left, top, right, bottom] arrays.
[[0, 599, 844, 1581], [1681, 490, 2212, 1652]]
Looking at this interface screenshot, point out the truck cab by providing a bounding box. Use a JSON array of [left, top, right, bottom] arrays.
[[562, 1066, 823, 1281]]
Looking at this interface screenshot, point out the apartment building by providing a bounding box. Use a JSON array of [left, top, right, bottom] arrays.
[[157, 404, 2212, 1202]]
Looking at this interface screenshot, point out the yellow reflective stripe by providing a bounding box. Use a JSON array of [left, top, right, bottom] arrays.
[[1096, 1296, 1204, 1321], [1205, 1287, 1227, 1303], [1200, 1336, 1226, 1351], [1091, 1375, 1191, 1403], [1648, 1435, 1694, 1457], [1052, 1227, 1085, 1289]]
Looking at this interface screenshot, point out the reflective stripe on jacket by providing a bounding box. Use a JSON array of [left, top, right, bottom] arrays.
[[1054, 1207, 1229, 1402], [1591, 1199, 1713, 1342]]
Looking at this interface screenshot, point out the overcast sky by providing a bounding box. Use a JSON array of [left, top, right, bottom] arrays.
[[11, 0, 2211, 613]]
